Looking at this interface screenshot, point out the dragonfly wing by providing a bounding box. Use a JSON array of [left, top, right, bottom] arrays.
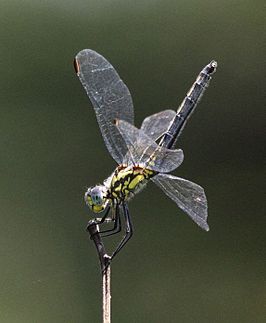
[[151, 173, 209, 231], [74, 49, 134, 164], [141, 109, 176, 141], [115, 119, 183, 173]]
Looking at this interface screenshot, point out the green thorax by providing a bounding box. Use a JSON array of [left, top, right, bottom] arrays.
[[109, 165, 155, 202]]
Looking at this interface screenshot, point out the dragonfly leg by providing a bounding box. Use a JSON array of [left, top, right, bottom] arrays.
[[100, 207, 122, 237], [111, 203, 133, 260], [86, 206, 110, 236]]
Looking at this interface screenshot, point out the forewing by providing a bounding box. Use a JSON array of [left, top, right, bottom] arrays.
[[141, 110, 176, 141], [74, 49, 134, 164], [115, 119, 183, 173], [152, 173, 209, 231]]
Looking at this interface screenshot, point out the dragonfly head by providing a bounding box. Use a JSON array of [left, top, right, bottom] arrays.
[[84, 185, 108, 213]]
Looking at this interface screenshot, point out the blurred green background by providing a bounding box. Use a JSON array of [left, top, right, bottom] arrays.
[[1, 0, 265, 322]]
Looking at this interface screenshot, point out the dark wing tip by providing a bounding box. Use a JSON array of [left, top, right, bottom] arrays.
[[73, 58, 80, 74], [113, 118, 119, 125]]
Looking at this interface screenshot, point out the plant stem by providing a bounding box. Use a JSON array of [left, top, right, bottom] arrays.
[[87, 220, 111, 323], [102, 264, 111, 323]]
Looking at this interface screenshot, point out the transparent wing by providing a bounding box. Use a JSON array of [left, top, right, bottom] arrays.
[[141, 109, 176, 141], [115, 119, 184, 173], [152, 173, 209, 231], [74, 49, 134, 164]]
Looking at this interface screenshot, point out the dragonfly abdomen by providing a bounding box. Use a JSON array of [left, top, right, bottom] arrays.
[[160, 60, 217, 149]]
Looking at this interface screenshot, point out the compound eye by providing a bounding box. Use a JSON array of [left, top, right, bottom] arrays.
[[90, 187, 104, 205], [92, 193, 102, 205]]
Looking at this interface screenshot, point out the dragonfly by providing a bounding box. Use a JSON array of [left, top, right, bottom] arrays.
[[74, 49, 217, 260]]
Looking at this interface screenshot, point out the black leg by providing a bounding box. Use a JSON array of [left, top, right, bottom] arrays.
[[100, 206, 122, 237], [111, 203, 133, 260], [97, 206, 111, 224], [86, 206, 110, 235]]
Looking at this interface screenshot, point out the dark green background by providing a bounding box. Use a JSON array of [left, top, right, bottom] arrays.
[[1, 1, 265, 322]]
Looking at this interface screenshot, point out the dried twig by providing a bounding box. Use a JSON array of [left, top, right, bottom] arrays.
[[87, 220, 111, 323]]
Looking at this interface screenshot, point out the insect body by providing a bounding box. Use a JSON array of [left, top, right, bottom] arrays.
[[74, 49, 217, 260], [110, 165, 153, 201]]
